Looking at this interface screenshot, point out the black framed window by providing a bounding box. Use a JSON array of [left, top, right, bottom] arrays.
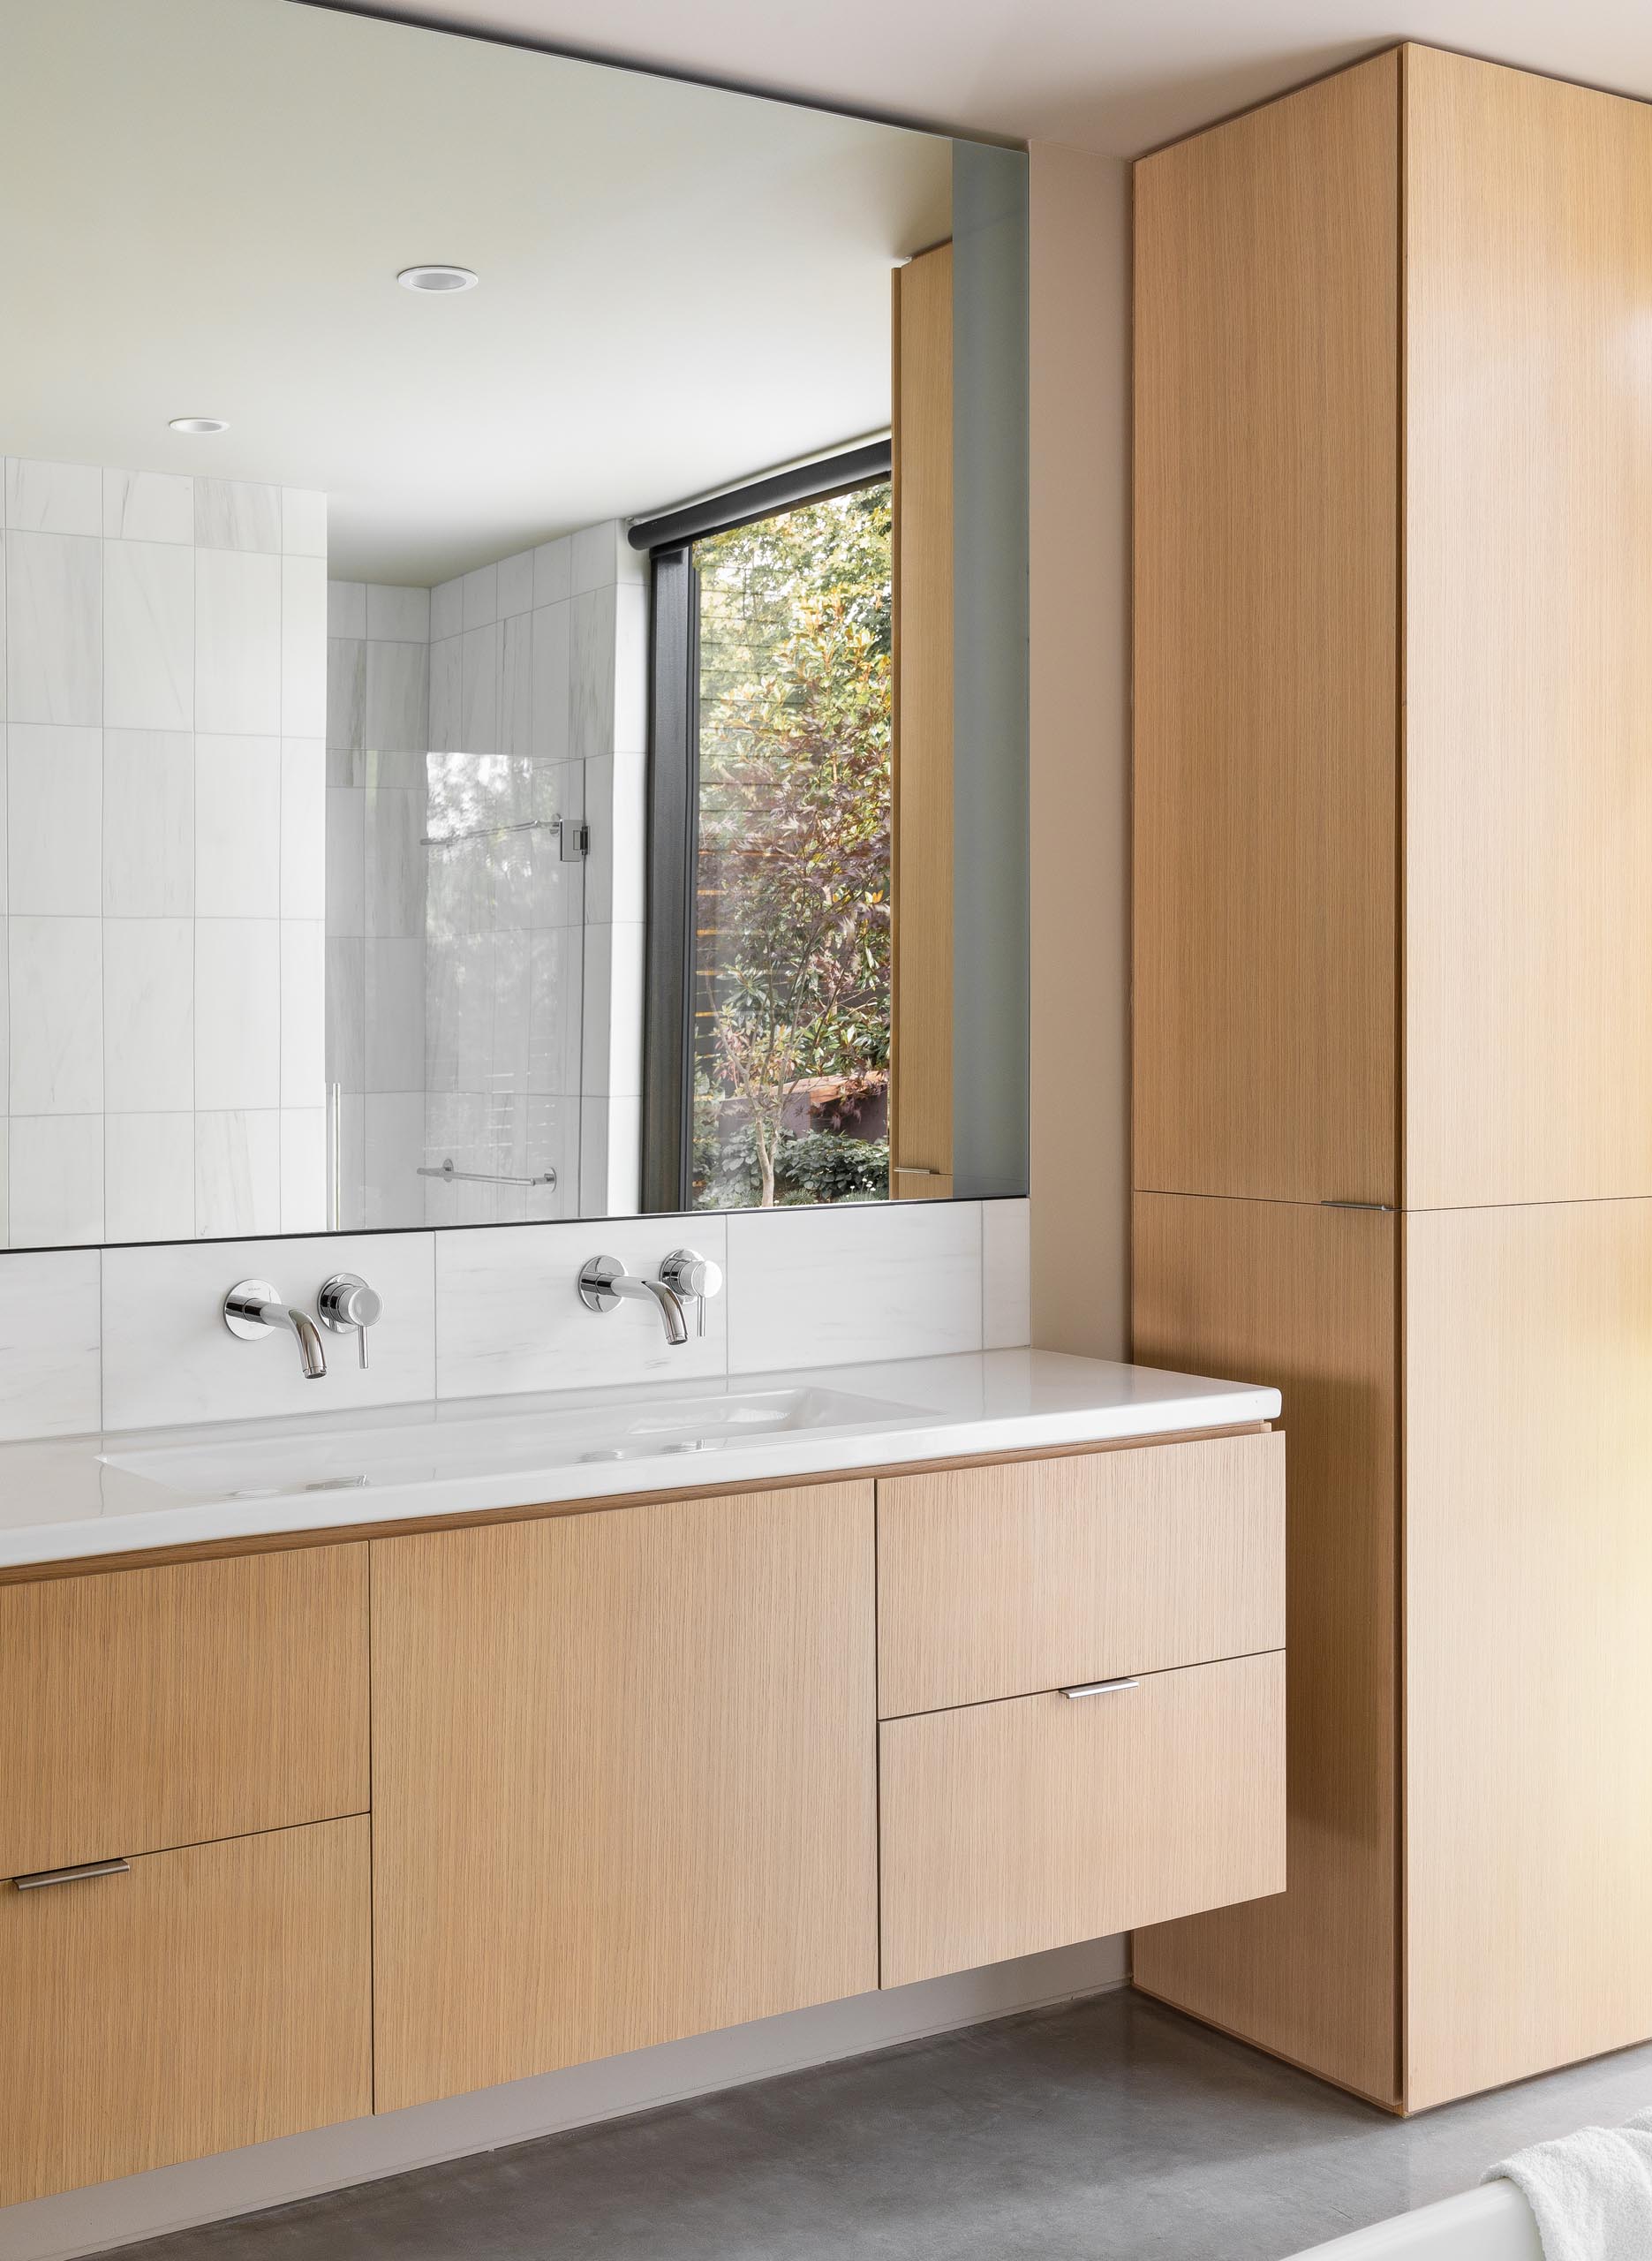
[[637, 444, 894, 1214]]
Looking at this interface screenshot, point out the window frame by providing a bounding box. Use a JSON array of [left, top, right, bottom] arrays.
[[637, 442, 893, 1214]]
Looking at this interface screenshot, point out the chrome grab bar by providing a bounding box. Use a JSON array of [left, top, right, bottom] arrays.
[[417, 1158, 557, 1188]]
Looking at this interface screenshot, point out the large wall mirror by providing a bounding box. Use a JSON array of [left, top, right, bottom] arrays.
[[0, 0, 1029, 1248]]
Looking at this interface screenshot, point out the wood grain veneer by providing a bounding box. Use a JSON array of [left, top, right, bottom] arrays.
[[878, 1431, 1283, 1716], [890, 240, 954, 1199], [1133, 50, 1399, 1206], [880, 1652, 1286, 1989], [0, 1545, 368, 1878], [371, 1482, 879, 2112], [0, 1818, 371, 2207], [1403, 47, 1652, 1207], [1404, 1200, 1652, 2107], [1130, 1193, 1400, 2107]]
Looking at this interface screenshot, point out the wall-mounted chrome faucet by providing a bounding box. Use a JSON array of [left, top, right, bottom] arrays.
[[223, 1281, 328, 1380], [577, 1250, 723, 1346]]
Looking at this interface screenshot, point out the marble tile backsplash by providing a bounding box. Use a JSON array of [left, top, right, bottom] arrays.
[[0, 1198, 1030, 1442]]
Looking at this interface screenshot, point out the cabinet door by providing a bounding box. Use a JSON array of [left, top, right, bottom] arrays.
[[878, 1433, 1284, 1716], [0, 1819, 371, 2207], [372, 1484, 879, 2112], [0, 1545, 368, 1879], [880, 1654, 1285, 1988], [1134, 50, 1399, 1206], [1131, 1191, 1401, 2106], [1405, 1201, 1652, 2106], [1404, 49, 1652, 1206]]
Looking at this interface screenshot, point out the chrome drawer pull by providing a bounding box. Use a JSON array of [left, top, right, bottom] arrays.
[[1060, 1677, 1140, 1700], [12, 1856, 132, 1893]]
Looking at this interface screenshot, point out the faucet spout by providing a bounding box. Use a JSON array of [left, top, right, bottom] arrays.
[[577, 1257, 690, 1345], [633, 1277, 690, 1346], [268, 1303, 329, 1380], [607, 1272, 689, 1344], [223, 1281, 328, 1379]]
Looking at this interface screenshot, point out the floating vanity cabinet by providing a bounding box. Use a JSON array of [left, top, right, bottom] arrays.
[[0, 1548, 373, 2206], [371, 1483, 880, 2111], [0, 1428, 1286, 2209], [1134, 42, 1652, 2109], [877, 1439, 1286, 1986]]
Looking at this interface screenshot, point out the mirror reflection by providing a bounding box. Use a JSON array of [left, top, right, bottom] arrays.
[[0, 0, 1028, 1248]]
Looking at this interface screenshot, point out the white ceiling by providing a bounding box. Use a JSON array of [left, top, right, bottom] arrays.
[[320, 0, 1652, 158], [2, 0, 949, 582]]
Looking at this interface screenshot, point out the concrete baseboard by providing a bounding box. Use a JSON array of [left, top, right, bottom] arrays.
[[5, 1936, 1129, 2261]]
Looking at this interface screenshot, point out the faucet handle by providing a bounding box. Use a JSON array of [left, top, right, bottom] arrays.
[[318, 1273, 382, 1369], [659, 1248, 723, 1338]]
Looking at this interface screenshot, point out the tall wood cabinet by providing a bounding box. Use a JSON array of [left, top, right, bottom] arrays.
[[1132, 42, 1652, 2111]]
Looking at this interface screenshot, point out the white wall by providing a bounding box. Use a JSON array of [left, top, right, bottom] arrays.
[[0, 459, 329, 1250]]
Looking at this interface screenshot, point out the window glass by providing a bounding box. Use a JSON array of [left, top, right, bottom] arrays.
[[690, 484, 893, 1209]]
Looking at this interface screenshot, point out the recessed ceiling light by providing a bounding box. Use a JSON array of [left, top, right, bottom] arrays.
[[398, 263, 479, 293], [169, 415, 228, 435]]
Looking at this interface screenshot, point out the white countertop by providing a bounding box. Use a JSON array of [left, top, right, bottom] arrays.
[[0, 1349, 1280, 1573]]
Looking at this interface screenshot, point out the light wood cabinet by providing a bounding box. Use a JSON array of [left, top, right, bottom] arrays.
[[0, 1819, 371, 2209], [1131, 1196, 1399, 2106], [1134, 41, 1652, 2109], [878, 1432, 1283, 1716], [1404, 1202, 1652, 2108], [0, 1546, 369, 1879], [0, 1431, 1285, 2204], [881, 1653, 1285, 1988], [371, 1483, 880, 2112]]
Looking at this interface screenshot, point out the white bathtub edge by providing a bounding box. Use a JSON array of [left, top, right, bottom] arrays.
[[1287, 2178, 1543, 2260]]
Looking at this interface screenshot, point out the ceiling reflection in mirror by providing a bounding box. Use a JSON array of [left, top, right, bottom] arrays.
[[0, 0, 1029, 1249]]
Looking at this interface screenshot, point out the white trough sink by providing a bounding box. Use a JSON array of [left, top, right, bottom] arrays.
[[100, 1384, 918, 1501]]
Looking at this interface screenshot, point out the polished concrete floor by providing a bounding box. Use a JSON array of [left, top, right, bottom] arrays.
[[107, 1989, 1652, 2261]]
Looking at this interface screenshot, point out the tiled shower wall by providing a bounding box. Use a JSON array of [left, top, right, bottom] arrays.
[[0, 458, 328, 1248], [425, 518, 646, 1221], [325, 520, 646, 1229]]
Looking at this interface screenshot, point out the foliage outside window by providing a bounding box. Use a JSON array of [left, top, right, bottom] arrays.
[[691, 484, 893, 1208]]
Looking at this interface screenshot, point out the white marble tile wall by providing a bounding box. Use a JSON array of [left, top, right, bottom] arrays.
[[1, 458, 328, 1248], [428, 521, 644, 1223], [0, 1196, 1030, 1441]]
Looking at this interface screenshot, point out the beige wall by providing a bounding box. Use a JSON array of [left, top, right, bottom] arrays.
[[1028, 144, 1133, 1359]]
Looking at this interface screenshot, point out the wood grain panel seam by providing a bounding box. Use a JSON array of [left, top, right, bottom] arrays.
[[3, 1807, 373, 1887], [879, 1644, 1287, 1725]]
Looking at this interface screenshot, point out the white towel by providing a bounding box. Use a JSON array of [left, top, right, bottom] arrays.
[[1484, 2108, 1652, 2261]]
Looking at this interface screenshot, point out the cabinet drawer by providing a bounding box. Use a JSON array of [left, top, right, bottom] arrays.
[[877, 1432, 1283, 1716], [0, 1817, 372, 2206], [0, 1546, 369, 1879], [879, 1651, 1286, 1988]]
